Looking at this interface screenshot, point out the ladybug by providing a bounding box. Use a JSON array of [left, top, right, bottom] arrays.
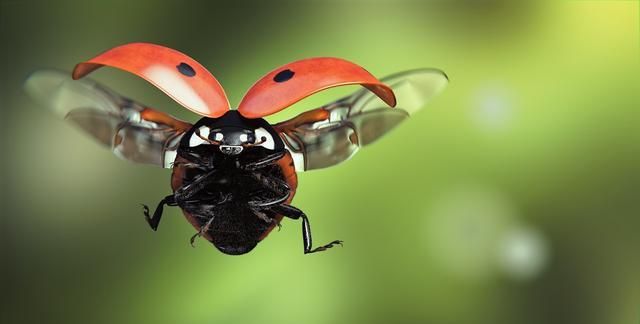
[[25, 43, 448, 255]]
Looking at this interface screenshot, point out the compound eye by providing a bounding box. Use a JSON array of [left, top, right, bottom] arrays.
[[213, 132, 224, 141], [239, 133, 248, 142]]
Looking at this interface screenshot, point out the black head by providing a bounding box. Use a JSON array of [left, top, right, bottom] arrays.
[[182, 110, 283, 156]]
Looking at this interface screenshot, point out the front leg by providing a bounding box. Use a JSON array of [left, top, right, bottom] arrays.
[[239, 151, 285, 171], [270, 204, 343, 254], [171, 160, 210, 171]]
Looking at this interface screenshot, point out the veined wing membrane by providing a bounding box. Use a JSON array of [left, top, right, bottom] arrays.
[[24, 70, 192, 168], [275, 69, 448, 171]]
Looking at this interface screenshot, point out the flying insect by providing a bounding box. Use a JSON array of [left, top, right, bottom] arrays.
[[25, 43, 448, 255]]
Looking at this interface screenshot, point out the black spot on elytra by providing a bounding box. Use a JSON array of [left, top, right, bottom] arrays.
[[177, 62, 196, 77], [273, 69, 294, 82]]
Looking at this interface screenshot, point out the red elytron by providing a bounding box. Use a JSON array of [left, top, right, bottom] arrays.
[[25, 43, 448, 255]]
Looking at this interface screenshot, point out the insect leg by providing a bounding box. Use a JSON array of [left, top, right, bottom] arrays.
[[171, 160, 209, 170], [246, 173, 291, 207], [142, 195, 177, 231], [184, 193, 233, 246], [270, 204, 343, 254], [239, 151, 285, 171], [250, 207, 282, 231], [253, 173, 290, 192], [189, 215, 216, 247], [173, 169, 218, 201], [247, 193, 290, 209]]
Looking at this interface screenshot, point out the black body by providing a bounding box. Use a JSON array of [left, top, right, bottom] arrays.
[[143, 111, 342, 255], [175, 153, 288, 255]]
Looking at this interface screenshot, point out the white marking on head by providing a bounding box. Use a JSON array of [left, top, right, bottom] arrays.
[[254, 127, 275, 150], [189, 126, 212, 147], [189, 133, 206, 147], [198, 126, 210, 138]]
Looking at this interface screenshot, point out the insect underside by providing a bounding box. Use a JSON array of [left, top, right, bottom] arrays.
[[174, 154, 290, 254]]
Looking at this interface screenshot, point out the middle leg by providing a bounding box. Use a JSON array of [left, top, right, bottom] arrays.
[[142, 195, 177, 231], [246, 173, 291, 208]]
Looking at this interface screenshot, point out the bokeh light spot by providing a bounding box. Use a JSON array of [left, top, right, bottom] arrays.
[[497, 225, 550, 281], [424, 185, 517, 279], [471, 83, 514, 130]]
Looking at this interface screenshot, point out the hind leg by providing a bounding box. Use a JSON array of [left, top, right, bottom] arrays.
[[270, 204, 343, 254], [250, 208, 282, 231], [246, 173, 291, 207]]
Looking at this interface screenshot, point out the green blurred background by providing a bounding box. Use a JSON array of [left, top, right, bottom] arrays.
[[1, 1, 639, 323]]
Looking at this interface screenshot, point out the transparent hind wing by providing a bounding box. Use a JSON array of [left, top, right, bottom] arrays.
[[24, 69, 192, 168], [274, 69, 448, 171]]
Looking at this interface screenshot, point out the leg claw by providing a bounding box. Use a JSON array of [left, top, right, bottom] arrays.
[[189, 232, 200, 247], [142, 204, 150, 218], [306, 240, 344, 254]]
